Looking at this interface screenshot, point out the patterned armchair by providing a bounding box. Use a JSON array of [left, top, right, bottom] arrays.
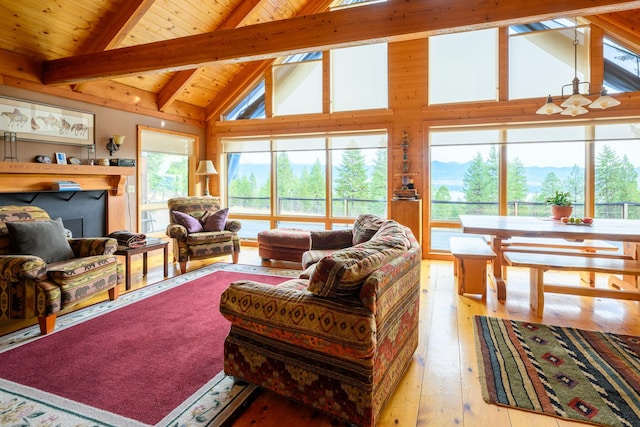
[[0, 205, 122, 335], [220, 215, 421, 426], [166, 196, 241, 273]]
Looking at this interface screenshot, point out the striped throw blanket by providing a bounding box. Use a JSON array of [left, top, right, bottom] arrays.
[[108, 230, 146, 248]]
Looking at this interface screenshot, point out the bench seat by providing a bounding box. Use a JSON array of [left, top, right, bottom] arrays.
[[501, 237, 627, 285], [504, 251, 640, 316], [450, 236, 496, 296]]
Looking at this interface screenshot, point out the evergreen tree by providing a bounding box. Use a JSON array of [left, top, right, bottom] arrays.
[[146, 152, 164, 200], [369, 149, 388, 200], [507, 157, 528, 202], [165, 159, 188, 196], [463, 152, 491, 202], [537, 172, 563, 202], [486, 146, 499, 201], [432, 185, 453, 220], [307, 159, 326, 199], [565, 164, 584, 204], [334, 150, 369, 200], [276, 152, 296, 199], [618, 154, 640, 202], [595, 145, 620, 203]]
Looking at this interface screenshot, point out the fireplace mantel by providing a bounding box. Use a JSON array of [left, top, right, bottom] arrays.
[[0, 162, 135, 233], [0, 162, 134, 195]]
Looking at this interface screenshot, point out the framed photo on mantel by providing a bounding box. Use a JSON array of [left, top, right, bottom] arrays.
[[0, 96, 95, 147]]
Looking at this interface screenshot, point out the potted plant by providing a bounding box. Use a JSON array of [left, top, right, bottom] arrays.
[[545, 190, 573, 219]]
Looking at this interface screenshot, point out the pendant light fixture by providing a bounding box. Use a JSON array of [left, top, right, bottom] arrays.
[[536, 20, 620, 117]]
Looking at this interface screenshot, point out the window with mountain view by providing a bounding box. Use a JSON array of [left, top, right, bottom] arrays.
[[223, 132, 387, 237], [429, 122, 640, 251]]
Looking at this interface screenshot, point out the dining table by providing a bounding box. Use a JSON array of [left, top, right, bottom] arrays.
[[458, 215, 640, 302]]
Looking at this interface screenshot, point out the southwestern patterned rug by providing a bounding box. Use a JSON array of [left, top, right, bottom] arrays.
[[0, 262, 298, 426], [473, 316, 640, 427]]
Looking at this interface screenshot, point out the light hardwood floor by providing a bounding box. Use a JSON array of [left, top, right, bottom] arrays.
[[2, 246, 638, 427]]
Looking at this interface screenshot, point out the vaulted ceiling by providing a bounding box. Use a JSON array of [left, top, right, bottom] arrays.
[[2, 0, 640, 126]]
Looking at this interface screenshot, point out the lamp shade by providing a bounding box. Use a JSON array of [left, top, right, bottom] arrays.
[[196, 160, 218, 175], [536, 96, 563, 115], [560, 105, 589, 116], [589, 91, 621, 109], [112, 135, 125, 146], [560, 93, 591, 108]]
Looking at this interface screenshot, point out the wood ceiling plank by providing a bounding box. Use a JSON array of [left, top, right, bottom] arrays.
[[43, 0, 640, 85], [156, 0, 265, 110], [82, 0, 156, 53], [586, 12, 640, 52]]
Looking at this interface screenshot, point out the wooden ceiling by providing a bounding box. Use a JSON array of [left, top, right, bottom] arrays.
[[2, 0, 640, 126]]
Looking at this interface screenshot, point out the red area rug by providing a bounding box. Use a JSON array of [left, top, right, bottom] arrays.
[[0, 268, 288, 425]]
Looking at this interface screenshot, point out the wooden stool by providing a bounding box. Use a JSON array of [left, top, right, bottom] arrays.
[[450, 236, 496, 297]]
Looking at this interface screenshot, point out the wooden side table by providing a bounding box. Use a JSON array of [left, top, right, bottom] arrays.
[[114, 238, 169, 290]]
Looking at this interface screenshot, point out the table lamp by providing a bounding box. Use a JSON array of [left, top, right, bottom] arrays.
[[196, 160, 218, 196]]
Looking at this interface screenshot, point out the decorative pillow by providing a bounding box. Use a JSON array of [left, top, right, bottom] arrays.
[[308, 242, 404, 298], [352, 213, 386, 245], [371, 220, 411, 250], [201, 208, 229, 232], [173, 210, 203, 233], [7, 218, 75, 264]]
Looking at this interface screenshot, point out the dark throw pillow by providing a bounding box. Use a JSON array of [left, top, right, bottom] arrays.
[[201, 208, 229, 232], [172, 210, 204, 233], [7, 218, 75, 264]]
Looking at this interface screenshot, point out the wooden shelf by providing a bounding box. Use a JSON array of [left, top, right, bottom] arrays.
[[0, 161, 134, 176], [0, 161, 135, 196]]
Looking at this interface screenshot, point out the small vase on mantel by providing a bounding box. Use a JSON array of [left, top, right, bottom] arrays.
[[551, 205, 573, 220]]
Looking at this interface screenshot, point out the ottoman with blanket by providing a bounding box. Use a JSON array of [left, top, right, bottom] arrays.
[[257, 228, 311, 263], [220, 214, 421, 426]]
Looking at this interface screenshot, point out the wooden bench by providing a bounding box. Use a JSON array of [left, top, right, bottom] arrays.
[[503, 252, 640, 316], [450, 236, 496, 296], [501, 237, 625, 285]]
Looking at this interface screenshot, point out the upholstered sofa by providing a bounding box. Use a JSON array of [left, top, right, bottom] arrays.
[[220, 214, 422, 426], [0, 205, 122, 334], [166, 196, 241, 273]]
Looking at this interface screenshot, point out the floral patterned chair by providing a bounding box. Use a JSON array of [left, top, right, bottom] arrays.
[[0, 205, 122, 334], [166, 196, 241, 273]]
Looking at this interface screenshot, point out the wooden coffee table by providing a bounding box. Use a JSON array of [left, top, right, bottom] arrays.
[[114, 238, 169, 290]]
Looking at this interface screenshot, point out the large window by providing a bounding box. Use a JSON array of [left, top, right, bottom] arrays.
[[331, 43, 388, 112], [594, 123, 640, 219], [428, 122, 640, 251], [139, 128, 196, 235], [273, 53, 323, 115], [509, 24, 589, 100], [224, 132, 387, 237], [429, 28, 498, 104]]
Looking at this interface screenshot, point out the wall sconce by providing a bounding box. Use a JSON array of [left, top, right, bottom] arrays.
[[107, 135, 125, 156], [196, 160, 218, 196]]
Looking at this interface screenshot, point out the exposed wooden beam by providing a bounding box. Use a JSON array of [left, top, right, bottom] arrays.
[[43, 0, 640, 85], [586, 12, 640, 52], [204, 0, 335, 120], [83, 0, 157, 53], [205, 61, 272, 121], [157, 0, 265, 111], [73, 0, 155, 93]]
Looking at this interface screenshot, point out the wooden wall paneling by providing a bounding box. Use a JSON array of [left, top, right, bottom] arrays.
[[1, 76, 206, 128], [388, 39, 426, 239], [498, 27, 509, 101], [590, 24, 605, 92]]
